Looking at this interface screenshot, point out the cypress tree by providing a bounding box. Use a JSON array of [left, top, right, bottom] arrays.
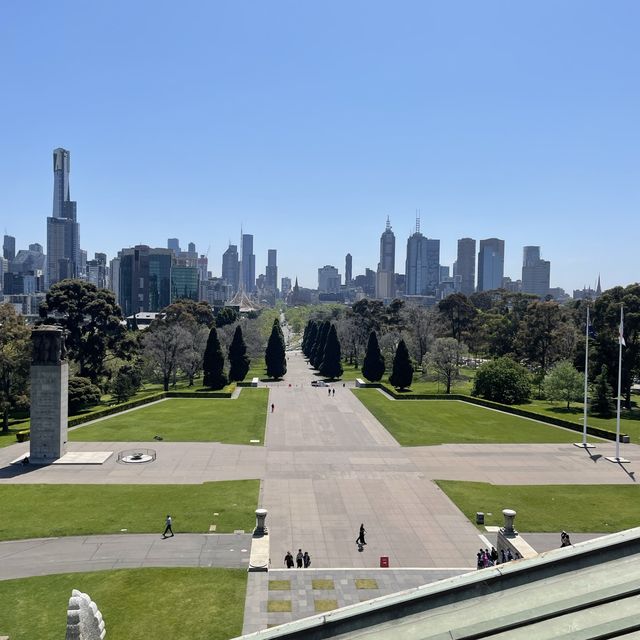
[[303, 321, 318, 358], [265, 322, 287, 379], [319, 324, 343, 379], [311, 320, 330, 369], [228, 325, 250, 382], [592, 365, 613, 417], [362, 331, 385, 382], [203, 326, 228, 389], [389, 339, 413, 390], [301, 321, 311, 353]]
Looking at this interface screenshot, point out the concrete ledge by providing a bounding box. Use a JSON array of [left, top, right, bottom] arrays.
[[248, 534, 270, 572], [251, 377, 259, 388]]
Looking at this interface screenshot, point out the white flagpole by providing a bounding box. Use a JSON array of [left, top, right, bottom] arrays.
[[615, 305, 623, 460], [575, 305, 594, 448], [607, 304, 629, 463]]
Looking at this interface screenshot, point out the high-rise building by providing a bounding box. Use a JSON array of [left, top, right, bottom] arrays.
[[3, 235, 15, 261], [241, 234, 255, 293], [521, 245, 551, 298], [345, 253, 352, 286], [87, 252, 108, 289], [456, 238, 476, 295], [265, 249, 278, 292], [46, 148, 80, 287], [187, 242, 196, 254], [376, 217, 396, 299], [477, 238, 505, 292], [167, 238, 180, 255], [405, 221, 440, 297], [118, 246, 173, 316], [318, 265, 341, 293], [222, 244, 240, 294], [172, 265, 199, 301], [281, 277, 292, 297]]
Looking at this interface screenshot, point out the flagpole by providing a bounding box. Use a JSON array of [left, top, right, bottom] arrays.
[[575, 304, 594, 448], [607, 304, 629, 463]]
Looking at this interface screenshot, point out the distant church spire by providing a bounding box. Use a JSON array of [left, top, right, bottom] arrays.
[[596, 274, 602, 296]]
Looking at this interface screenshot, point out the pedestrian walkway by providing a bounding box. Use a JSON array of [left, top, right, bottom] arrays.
[[241, 567, 473, 635]]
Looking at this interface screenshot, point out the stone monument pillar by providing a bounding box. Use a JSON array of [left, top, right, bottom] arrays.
[[29, 325, 68, 464]]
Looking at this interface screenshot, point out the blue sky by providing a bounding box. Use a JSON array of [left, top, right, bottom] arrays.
[[1, 1, 639, 291]]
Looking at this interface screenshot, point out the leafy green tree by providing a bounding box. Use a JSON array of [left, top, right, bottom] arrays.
[[473, 357, 531, 405], [424, 337, 468, 394], [389, 339, 413, 390], [592, 365, 614, 417], [319, 324, 343, 379], [228, 325, 250, 382], [265, 320, 287, 379], [216, 307, 239, 328], [110, 366, 140, 403], [543, 360, 585, 409], [39, 279, 133, 383], [202, 326, 228, 389], [68, 377, 102, 414], [362, 331, 385, 382], [0, 304, 31, 432], [438, 293, 476, 343], [163, 299, 215, 327], [591, 284, 640, 408]]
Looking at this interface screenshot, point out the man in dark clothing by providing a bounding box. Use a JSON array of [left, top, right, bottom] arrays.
[[357, 523, 367, 545], [303, 551, 311, 568], [296, 549, 303, 568], [163, 515, 174, 538], [284, 551, 294, 568]]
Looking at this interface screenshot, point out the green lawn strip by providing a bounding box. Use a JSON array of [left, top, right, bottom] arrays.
[[0, 481, 259, 541], [70, 389, 268, 443], [245, 359, 270, 381], [436, 480, 640, 532], [352, 390, 590, 445], [0, 568, 246, 640]]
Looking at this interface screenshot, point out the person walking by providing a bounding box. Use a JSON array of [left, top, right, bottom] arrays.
[[328, 388, 331, 397], [296, 549, 304, 568], [284, 551, 294, 568], [303, 551, 311, 568], [356, 523, 367, 546], [271, 403, 275, 413], [162, 514, 174, 538], [332, 388, 335, 396]]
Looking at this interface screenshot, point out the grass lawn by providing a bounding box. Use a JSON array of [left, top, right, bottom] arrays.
[[0, 481, 259, 541], [0, 568, 246, 640], [436, 480, 640, 532], [352, 390, 597, 446], [245, 359, 272, 381], [70, 389, 268, 443]]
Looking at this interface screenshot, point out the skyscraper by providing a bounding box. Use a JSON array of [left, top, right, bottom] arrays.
[[167, 238, 180, 255], [456, 238, 476, 295], [118, 246, 172, 316], [477, 238, 505, 292], [318, 265, 341, 293], [46, 148, 80, 287], [241, 233, 255, 293], [3, 235, 15, 261], [345, 253, 352, 286], [521, 245, 550, 298], [265, 249, 278, 293], [376, 217, 396, 300], [405, 217, 440, 296], [222, 244, 240, 294]]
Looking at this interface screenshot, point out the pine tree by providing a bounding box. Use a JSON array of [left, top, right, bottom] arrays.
[[311, 320, 330, 369], [228, 325, 250, 382], [389, 339, 414, 390], [362, 331, 385, 382], [319, 324, 343, 379], [265, 321, 287, 379], [202, 326, 228, 389], [303, 321, 318, 358], [592, 365, 613, 417]]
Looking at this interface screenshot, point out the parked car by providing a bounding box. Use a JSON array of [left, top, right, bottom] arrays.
[[311, 380, 328, 387]]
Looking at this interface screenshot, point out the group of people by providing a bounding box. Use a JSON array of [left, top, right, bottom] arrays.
[[328, 388, 335, 396], [285, 549, 311, 568], [476, 546, 519, 568]]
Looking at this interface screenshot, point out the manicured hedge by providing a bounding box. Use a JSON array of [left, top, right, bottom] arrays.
[[374, 385, 628, 443]]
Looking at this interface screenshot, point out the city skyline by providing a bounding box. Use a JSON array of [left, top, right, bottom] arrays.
[[2, 3, 639, 292]]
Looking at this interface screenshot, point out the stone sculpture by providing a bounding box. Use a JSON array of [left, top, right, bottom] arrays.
[[31, 325, 66, 365], [66, 589, 106, 640]]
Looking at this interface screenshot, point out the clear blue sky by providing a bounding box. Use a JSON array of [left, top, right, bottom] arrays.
[[2, 1, 639, 292]]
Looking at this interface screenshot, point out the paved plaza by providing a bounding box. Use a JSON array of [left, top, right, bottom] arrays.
[[0, 349, 637, 633]]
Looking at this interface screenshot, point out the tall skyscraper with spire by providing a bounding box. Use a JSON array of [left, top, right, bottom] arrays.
[[46, 148, 80, 287], [240, 232, 255, 293], [376, 217, 396, 300], [405, 213, 440, 296]]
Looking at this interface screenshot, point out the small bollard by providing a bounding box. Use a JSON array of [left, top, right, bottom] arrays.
[[476, 512, 485, 525], [380, 556, 389, 568], [254, 508, 268, 536], [501, 508, 517, 537]]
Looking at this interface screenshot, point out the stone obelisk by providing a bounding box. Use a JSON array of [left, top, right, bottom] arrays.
[[29, 325, 68, 464]]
